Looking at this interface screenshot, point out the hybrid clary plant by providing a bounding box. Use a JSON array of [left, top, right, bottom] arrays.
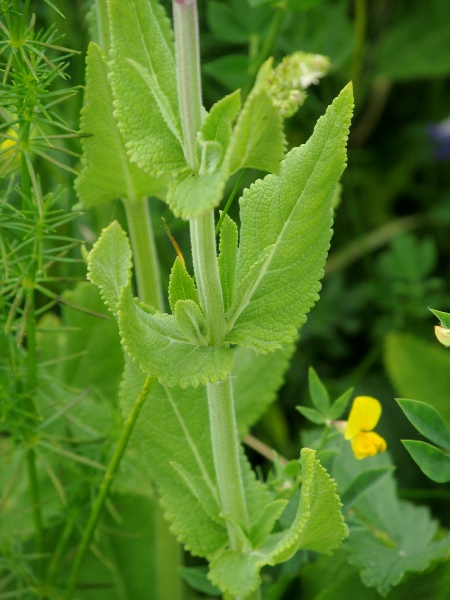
[[76, 0, 354, 597]]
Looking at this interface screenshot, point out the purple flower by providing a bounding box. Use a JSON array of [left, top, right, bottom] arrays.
[[428, 117, 450, 160]]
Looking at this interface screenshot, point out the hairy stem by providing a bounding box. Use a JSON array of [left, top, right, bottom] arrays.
[[190, 210, 226, 344], [207, 376, 249, 549], [173, 0, 250, 563], [124, 198, 164, 310], [173, 0, 203, 169], [65, 376, 155, 600]]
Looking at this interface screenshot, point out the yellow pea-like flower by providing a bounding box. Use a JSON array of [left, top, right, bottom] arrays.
[[0, 127, 21, 172], [344, 396, 387, 460]]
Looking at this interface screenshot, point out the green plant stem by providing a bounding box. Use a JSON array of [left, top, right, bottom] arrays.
[[25, 284, 44, 577], [207, 376, 249, 550], [124, 198, 164, 310], [215, 169, 246, 235], [26, 447, 44, 563], [172, 0, 203, 170], [124, 197, 184, 600], [94, 0, 110, 56], [190, 210, 226, 344], [65, 375, 154, 600], [154, 502, 184, 599], [173, 0, 250, 567], [350, 0, 367, 94]]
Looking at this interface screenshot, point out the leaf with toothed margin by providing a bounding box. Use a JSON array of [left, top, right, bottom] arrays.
[[75, 43, 167, 209], [87, 221, 132, 315], [108, 0, 186, 176], [226, 86, 285, 175], [175, 299, 209, 346], [166, 91, 241, 219], [168, 257, 199, 314], [119, 359, 275, 558], [118, 287, 233, 388], [225, 84, 354, 353], [218, 214, 239, 313], [208, 448, 347, 598]]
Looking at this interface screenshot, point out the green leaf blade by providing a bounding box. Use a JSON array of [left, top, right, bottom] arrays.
[[397, 398, 450, 453], [75, 43, 167, 207], [308, 367, 330, 415], [87, 221, 132, 314], [218, 214, 239, 313], [227, 87, 285, 174], [226, 84, 354, 352], [402, 440, 450, 483], [168, 257, 199, 313], [118, 289, 233, 388], [108, 0, 185, 176]]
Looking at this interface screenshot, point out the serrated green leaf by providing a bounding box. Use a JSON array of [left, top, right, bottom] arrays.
[[328, 388, 353, 420], [226, 86, 285, 175], [166, 91, 241, 219], [175, 299, 209, 345], [270, 448, 347, 562], [384, 332, 450, 425], [170, 461, 221, 523], [430, 308, 450, 329], [402, 440, 450, 483], [397, 399, 450, 453], [108, 0, 185, 176], [201, 89, 242, 152], [167, 167, 229, 219], [168, 257, 199, 314], [75, 43, 167, 208], [225, 84, 353, 352], [120, 360, 228, 556], [119, 359, 274, 558], [87, 221, 132, 315], [340, 467, 393, 509], [209, 448, 347, 597], [118, 288, 233, 388], [218, 214, 239, 312], [308, 367, 330, 415], [198, 140, 223, 174], [126, 57, 182, 143], [297, 406, 326, 425]]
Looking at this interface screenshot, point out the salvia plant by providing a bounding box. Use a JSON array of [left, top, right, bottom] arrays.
[[2, 0, 450, 599]]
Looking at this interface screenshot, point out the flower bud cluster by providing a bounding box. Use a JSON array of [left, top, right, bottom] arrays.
[[264, 52, 330, 118]]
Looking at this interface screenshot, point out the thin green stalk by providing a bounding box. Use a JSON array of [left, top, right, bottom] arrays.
[[26, 447, 44, 563], [154, 502, 184, 600], [24, 285, 44, 577], [65, 375, 154, 600], [94, 0, 110, 56], [350, 0, 367, 94], [215, 169, 246, 235], [124, 198, 164, 310], [207, 376, 249, 549]]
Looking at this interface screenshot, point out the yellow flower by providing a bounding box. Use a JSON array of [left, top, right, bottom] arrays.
[[0, 127, 21, 173], [344, 396, 387, 460]]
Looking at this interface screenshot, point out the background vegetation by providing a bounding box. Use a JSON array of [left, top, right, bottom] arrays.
[[1, 0, 450, 597]]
